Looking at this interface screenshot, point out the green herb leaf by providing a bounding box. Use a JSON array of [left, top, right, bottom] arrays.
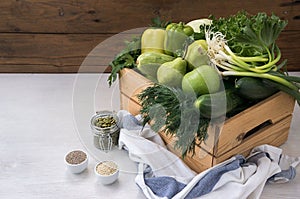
[[107, 37, 141, 86], [138, 84, 210, 158], [150, 16, 171, 28]]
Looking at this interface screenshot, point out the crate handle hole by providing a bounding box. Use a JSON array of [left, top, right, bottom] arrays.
[[238, 120, 273, 141]]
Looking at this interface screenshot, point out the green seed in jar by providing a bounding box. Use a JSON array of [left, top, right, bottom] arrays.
[[94, 116, 116, 128]]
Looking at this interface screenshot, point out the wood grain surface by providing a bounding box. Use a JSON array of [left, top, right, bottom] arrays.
[[0, 0, 299, 72]]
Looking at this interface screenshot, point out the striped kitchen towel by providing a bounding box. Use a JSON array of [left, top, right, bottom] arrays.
[[118, 110, 300, 199]]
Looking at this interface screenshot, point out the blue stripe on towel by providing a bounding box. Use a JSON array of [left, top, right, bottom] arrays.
[[145, 176, 186, 198], [144, 155, 245, 199]]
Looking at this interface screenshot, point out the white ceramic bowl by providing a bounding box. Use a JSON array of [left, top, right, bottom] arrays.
[[94, 161, 119, 185], [64, 150, 88, 174]]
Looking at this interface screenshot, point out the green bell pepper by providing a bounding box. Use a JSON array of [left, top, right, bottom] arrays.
[[141, 28, 166, 54], [164, 22, 194, 57]]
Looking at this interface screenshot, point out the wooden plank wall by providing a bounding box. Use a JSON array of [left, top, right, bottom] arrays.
[[0, 0, 299, 73]]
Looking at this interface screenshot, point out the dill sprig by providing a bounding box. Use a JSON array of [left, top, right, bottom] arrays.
[[138, 84, 210, 158]]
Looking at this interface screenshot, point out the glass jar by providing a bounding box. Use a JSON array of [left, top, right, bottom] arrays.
[[90, 111, 120, 152]]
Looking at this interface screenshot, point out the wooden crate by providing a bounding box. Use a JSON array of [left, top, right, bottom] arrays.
[[119, 68, 296, 173]]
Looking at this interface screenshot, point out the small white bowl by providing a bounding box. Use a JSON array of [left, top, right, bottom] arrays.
[[94, 161, 119, 185], [64, 150, 88, 174]]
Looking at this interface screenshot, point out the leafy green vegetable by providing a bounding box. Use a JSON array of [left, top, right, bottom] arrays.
[[200, 11, 300, 103], [107, 37, 141, 86], [138, 84, 210, 158], [205, 11, 287, 57]]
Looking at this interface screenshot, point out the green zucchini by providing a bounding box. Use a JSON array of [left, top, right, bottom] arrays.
[[235, 77, 278, 101], [194, 89, 244, 118]]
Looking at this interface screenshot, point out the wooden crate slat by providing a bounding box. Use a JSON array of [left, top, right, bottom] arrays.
[[120, 93, 142, 116], [214, 92, 295, 156], [159, 132, 213, 173], [213, 115, 293, 164], [119, 68, 152, 103]]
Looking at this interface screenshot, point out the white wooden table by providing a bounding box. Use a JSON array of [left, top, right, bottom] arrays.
[[0, 73, 299, 199]]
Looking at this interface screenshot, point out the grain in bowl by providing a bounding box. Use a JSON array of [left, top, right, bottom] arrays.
[[94, 161, 119, 185]]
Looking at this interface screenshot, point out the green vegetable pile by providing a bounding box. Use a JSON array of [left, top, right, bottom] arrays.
[[199, 12, 300, 104], [108, 12, 300, 157]]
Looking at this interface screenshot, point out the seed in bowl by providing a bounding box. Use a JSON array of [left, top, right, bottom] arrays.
[[65, 150, 87, 164], [96, 161, 118, 175]]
